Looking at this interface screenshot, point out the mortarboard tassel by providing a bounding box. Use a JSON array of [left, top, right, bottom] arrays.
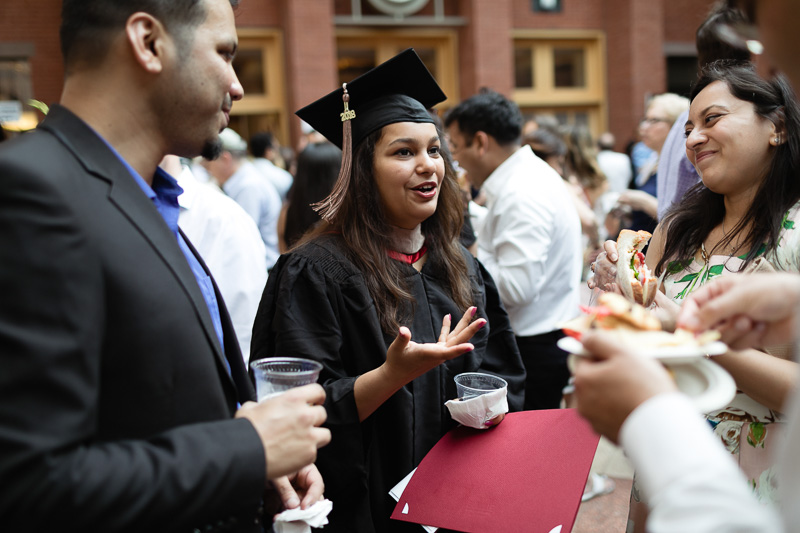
[[313, 83, 356, 223]]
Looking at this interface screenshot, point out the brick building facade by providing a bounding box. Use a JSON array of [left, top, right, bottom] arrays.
[[1, 0, 715, 150]]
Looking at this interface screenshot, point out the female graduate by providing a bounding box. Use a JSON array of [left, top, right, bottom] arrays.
[[251, 50, 525, 532]]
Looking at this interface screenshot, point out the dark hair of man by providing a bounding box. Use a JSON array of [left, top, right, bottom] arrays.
[[60, 0, 240, 70], [249, 131, 275, 159], [298, 126, 474, 334], [284, 142, 342, 249], [443, 90, 523, 148], [696, 2, 751, 67], [656, 61, 800, 277]]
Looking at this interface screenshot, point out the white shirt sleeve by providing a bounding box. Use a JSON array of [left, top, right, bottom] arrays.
[[620, 392, 783, 533]]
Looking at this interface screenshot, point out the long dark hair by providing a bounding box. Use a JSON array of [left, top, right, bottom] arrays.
[[656, 61, 800, 276], [284, 142, 341, 249], [299, 124, 473, 334]]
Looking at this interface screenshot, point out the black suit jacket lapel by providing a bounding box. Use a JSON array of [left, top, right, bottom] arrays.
[[180, 229, 256, 404], [39, 105, 236, 395]]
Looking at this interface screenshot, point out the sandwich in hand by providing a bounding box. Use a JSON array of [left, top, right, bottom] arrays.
[[616, 229, 657, 307], [561, 293, 719, 348]]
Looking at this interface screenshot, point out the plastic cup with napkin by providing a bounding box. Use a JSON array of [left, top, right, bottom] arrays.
[[445, 372, 508, 429]]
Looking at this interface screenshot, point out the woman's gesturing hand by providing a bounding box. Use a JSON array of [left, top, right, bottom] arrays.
[[355, 307, 487, 422], [385, 306, 486, 383]]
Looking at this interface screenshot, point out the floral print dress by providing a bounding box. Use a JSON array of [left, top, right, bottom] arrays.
[[627, 202, 800, 531]]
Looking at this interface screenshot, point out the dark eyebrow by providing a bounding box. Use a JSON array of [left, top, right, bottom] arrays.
[[686, 104, 730, 128], [387, 135, 441, 146], [699, 104, 729, 116]]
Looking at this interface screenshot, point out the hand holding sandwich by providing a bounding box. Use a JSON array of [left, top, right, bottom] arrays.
[[588, 230, 658, 308], [587, 239, 620, 292]]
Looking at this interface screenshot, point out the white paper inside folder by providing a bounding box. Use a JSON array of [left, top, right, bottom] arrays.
[[444, 386, 509, 429]]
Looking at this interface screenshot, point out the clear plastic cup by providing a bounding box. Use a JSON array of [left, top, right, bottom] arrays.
[[454, 372, 508, 400], [250, 357, 323, 402]]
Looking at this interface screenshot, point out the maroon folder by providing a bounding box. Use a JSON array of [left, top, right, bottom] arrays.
[[391, 409, 600, 532]]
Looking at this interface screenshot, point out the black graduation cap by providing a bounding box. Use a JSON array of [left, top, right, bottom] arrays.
[[296, 48, 447, 222], [297, 48, 447, 149]]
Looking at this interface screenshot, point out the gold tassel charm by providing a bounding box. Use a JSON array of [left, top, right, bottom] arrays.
[[341, 87, 356, 122], [313, 83, 355, 223]]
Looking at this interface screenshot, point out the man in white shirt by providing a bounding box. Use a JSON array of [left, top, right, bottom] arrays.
[[249, 131, 293, 202], [202, 128, 281, 269], [445, 90, 582, 410]]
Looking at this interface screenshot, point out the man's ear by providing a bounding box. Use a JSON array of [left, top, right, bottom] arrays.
[[474, 131, 490, 156], [125, 13, 169, 74]]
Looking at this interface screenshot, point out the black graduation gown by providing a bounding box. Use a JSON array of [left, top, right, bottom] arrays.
[[252, 234, 525, 533]]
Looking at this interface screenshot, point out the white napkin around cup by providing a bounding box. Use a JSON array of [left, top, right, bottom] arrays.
[[445, 386, 508, 429], [273, 499, 333, 533]]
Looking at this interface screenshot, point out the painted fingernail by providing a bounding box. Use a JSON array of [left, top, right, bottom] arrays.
[[471, 307, 477, 317], [484, 420, 494, 426], [478, 319, 487, 329], [446, 313, 451, 321]]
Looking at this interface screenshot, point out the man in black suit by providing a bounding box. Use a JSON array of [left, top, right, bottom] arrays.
[[0, 0, 330, 531]]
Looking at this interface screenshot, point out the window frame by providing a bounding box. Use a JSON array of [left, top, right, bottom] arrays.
[[230, 29, 288, 144], [335, 28, 459, 110], [512, 29, 607, 135]]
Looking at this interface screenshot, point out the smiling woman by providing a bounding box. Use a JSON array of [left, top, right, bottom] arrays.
[[250, 49, 525, 533], [628, 60, 800, 527]]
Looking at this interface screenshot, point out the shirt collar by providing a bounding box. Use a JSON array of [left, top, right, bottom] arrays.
[[92, 129, 184, 232], [91, 127, 184, 202]]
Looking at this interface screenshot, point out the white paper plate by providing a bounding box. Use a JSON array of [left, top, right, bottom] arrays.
[[559, 337, 737, 412], [557, 336, 728, 363], [668, 358, 737, 413]]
